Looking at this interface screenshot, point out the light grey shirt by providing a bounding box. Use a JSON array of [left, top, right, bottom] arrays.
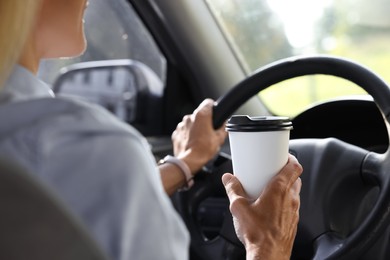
[[0, 65, 189, 260]]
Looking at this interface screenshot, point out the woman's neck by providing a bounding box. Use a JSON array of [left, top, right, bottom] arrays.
[[18, 35, 40, 75]]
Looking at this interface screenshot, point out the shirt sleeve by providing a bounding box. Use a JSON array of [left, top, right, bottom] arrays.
[[38, 115, 190, 260]]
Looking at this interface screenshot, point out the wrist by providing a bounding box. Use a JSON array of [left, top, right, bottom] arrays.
[[159, 155, 194, 191], [245, 243, 291, 260], [177, 151, 205, 175]]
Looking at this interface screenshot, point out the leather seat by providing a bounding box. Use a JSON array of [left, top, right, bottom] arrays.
[[0, 158, 108, 260]]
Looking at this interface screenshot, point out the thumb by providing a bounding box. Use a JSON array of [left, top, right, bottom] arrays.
[[194, 98, 214, 114], [222, 173, 247, 201]]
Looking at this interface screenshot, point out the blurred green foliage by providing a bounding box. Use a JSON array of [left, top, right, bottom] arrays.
[[206, 0, 390, 117]]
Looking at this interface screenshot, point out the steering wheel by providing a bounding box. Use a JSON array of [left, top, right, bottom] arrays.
[[172, 55, 390, 260]]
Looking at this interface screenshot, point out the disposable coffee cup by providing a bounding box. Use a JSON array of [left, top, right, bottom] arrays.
[[226, 115, 293, 200]]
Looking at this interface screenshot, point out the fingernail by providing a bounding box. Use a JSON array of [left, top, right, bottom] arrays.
[[221, 173, 233, 186]]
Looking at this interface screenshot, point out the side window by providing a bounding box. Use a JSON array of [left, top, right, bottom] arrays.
[[38, 0, 166, 86]]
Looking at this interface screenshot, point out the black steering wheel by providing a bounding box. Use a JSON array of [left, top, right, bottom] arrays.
[[172, 55, 390, 260]]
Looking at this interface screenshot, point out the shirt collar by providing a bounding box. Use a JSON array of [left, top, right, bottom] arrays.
[[0, 65, 54, 104]]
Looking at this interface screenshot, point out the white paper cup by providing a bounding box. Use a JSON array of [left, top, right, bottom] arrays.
[[226, 115, 292, 200]]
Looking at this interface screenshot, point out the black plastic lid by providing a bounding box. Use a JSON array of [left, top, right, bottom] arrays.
[[226, 115, 293, 132]]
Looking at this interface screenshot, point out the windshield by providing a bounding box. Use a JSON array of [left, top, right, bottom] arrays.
[[206, 0, 390, 116]]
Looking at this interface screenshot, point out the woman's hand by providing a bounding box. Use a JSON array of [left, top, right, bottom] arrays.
[[160, 99, 226, 195], [172, 98, 227, 174], [222, 154, 303, 260]]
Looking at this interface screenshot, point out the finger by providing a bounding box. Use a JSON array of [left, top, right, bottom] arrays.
[[214, 126, 227, 141], [276, 154, 303, 188], [222, 173, 248, 203], [222, 173, 242, 194], [217, 131, 228, 144], [290, 178, 301, 213], [194, 99, 214, 114], [222, 173, 249, 216], [171, 129, 177, 140], [214, 119, 227, 134], [182, 115, 191, 126], [291, 177, 302, 195], [207, 99, 225, 130]]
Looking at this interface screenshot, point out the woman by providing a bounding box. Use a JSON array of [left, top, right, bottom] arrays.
[[0, 0, 302, 259]]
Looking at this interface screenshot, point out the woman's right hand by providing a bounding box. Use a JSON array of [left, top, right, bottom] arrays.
[[171, 98, 227, 174], [222, 154, 303, 260]]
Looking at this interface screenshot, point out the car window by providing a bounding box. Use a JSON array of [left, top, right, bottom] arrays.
[[205, 0, 390, 116], [38, 0, 166, 86]]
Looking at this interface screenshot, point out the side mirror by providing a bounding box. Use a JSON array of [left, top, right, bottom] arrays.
[[53, 59, 164, 136]]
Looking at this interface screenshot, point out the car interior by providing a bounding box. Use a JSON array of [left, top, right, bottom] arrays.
[[3, 0, 390, 259]]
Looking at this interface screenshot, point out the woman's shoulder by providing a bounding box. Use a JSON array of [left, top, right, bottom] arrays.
[[0, 96, 144, 140]]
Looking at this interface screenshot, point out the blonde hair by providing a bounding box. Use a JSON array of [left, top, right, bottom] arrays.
[[0, 1, 41, 86]]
